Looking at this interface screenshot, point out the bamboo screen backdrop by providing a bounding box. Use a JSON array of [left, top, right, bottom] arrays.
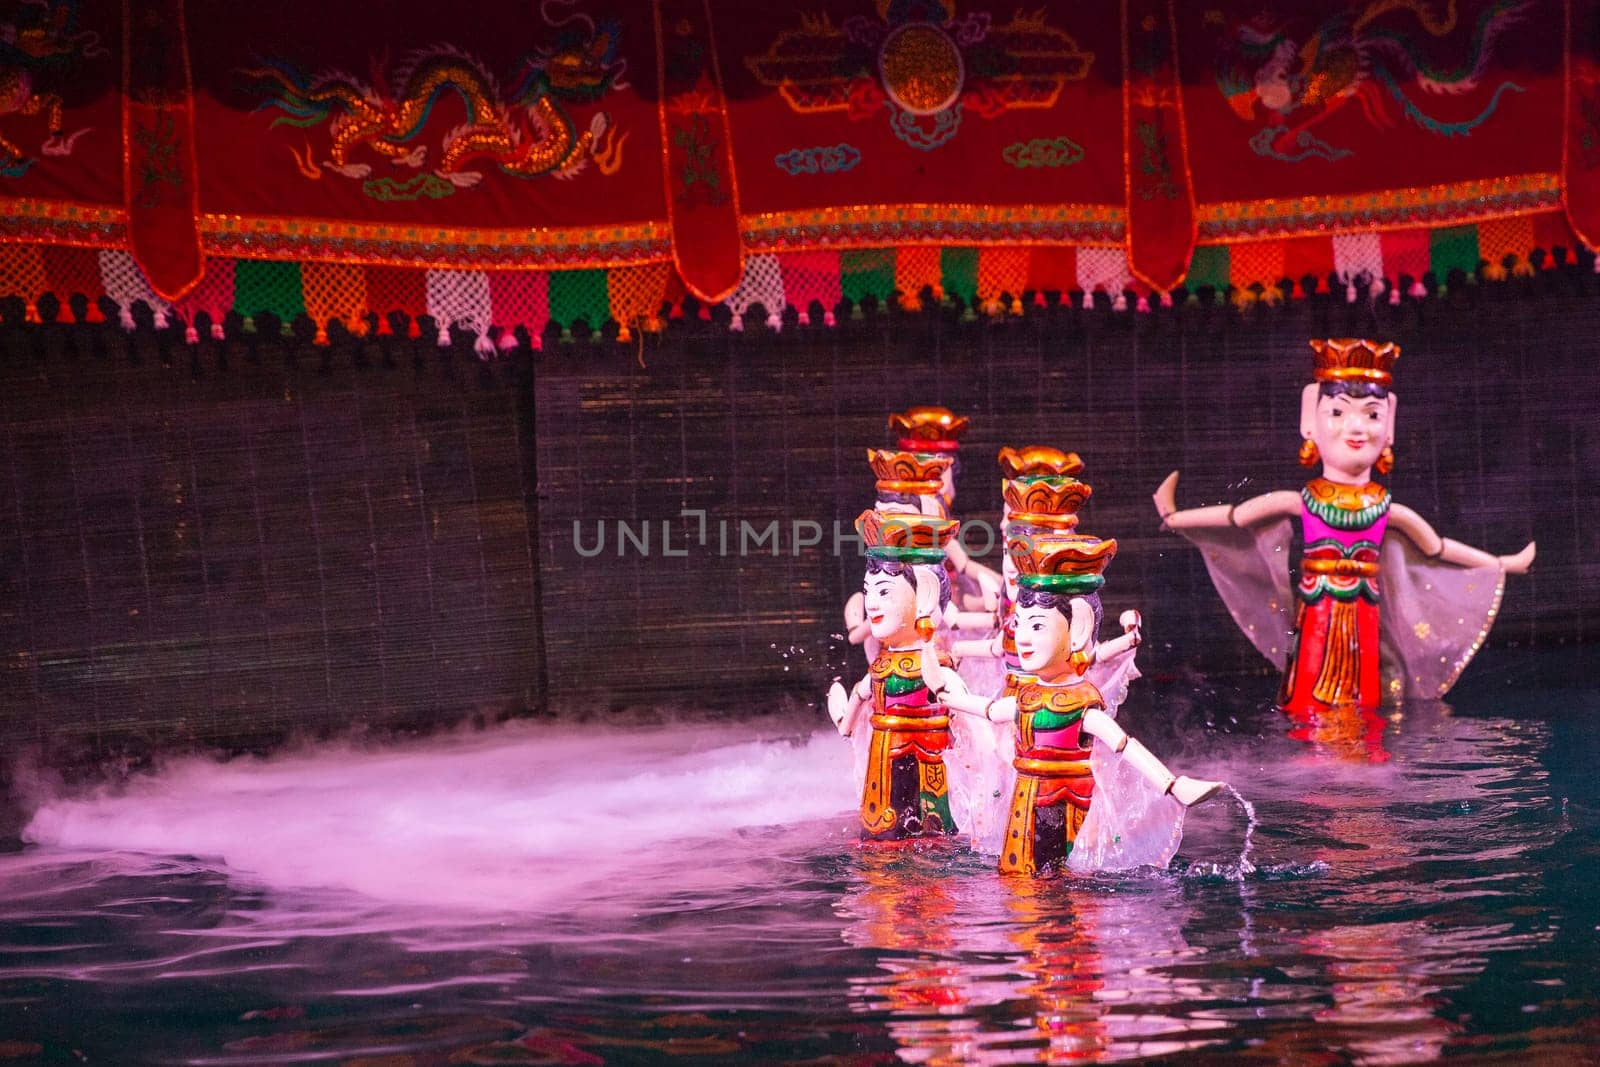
[[1, 281, 1594, 760]]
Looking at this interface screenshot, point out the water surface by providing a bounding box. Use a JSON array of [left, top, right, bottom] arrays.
[[2, 667, 1597, 1064]]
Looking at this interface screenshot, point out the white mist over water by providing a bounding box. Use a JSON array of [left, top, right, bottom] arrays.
[[20, 720, 859, 913]]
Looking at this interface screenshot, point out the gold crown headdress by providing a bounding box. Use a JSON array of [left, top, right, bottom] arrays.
[[1007, 531, 1116, 595], [1003, 476, 1092, 532], [1310, 338, 1399, 387], [856, 508, 959, 564], [867, 448, 951, 496], [996, 445, 1084, 481], [888, 405, 971, 453]]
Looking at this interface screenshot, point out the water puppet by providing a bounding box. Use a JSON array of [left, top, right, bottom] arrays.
[[1154, 339, 1535, 713]]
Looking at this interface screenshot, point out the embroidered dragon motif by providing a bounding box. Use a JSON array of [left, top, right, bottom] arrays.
[[1212, 0, 1529, 162], [0, 0, 104, 176], [245, 0, 627, 196]]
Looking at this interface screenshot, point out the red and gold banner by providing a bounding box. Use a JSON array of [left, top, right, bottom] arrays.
[[1122, 0, 1196, 289], [655, 0, 743, 301], [125, 0, 201, 299], [1564, 0, 1600, 246], [0, 0, 1588, 335]]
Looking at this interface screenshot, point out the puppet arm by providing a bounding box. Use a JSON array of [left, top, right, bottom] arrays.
[[1081, 708, 1223, 808], [1388, 503, 1536, 573], [1154, 471, 1299, 531]]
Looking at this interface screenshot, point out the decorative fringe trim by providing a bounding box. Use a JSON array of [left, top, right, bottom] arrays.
[[22, 213, 1598, 352]]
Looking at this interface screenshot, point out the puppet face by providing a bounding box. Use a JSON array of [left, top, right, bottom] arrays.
[[1013, 603, 1073, 675], [1312, 392, 1390, 480], [864, 571, 918, 644]]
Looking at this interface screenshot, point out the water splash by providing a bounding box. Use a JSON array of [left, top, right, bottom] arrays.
[[1227, 784, 1258, 880], [18, 721, 858, 915]]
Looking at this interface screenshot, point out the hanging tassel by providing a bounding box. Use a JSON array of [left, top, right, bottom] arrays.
[[184, 324, 199, 344], [1112, 291, 1128, 311], [823, 309, 836, 326], [436, 323, 451, 347], [314, 324, 329, 345], [1409, 279, 1427, 298], [617, 322, 633, 342], [210, 321, 224, 340], [766, 310, 782, 330], [797, 309, 811, 326], [405, 316, 421, 339], [1160, 290, 1174, 308], [1345, 281, 1357, 303], [153, 308, 169, 329], [473, 333, 496, 359], [1389, 285, 1401, 306], [900, 291, 923, 312], [498, 330, 519, 352], [1009, 296, 1023, 315], [1081, 290, 1094, 310], [118, 305, 134, 329], [728, 312, 744, 332], [850, 303, 864, 321], [1032, 290, 1047, 308], [1135, 294, 1151, 313]]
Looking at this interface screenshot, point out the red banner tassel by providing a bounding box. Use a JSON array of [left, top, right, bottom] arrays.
[[123, 0, 203, 301], [1121, 0, 1197, 292], [654, 0, 745, 304]]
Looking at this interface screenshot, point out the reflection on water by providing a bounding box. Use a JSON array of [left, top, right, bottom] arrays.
[[0, 689, 1596, 1064]]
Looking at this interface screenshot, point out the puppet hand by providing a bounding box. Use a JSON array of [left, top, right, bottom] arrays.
[[827, 682, 851, 734], [1499, 542, 1535, 575], [1153, 471, 1180, 521], [1119, 609, 1142, 645], [1171, 776, 1224, 808]]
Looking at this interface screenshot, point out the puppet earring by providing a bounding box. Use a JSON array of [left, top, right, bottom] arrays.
[[916, 615, 936, 641], [1069, 648, 1092, 676], [1376, 446, 1395, 475], [1298, 438, 1320, 467]]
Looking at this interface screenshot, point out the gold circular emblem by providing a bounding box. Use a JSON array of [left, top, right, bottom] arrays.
[[880, 24, 963, 116]]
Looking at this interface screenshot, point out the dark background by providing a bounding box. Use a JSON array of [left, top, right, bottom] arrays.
[[2, 274, 1595, 765]]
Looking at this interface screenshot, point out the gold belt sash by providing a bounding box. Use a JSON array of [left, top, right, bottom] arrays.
[[1013, 755, 1092, 777], [1302, 558, 1379, 578], [871, 713, 951, 732]]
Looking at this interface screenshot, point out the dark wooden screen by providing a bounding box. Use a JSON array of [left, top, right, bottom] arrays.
[[2, 276, 1595, 759]]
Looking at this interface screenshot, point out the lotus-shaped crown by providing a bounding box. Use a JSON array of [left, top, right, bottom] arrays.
[[1007, 531, 1116, 594], [888, 405, 970, 452], [856, 508, 959, 563], [1310, 338, 1399, 387], [1003, 476, 1092, 531], [867, 448, 951, 496], [996, 445, 1084, 480]]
